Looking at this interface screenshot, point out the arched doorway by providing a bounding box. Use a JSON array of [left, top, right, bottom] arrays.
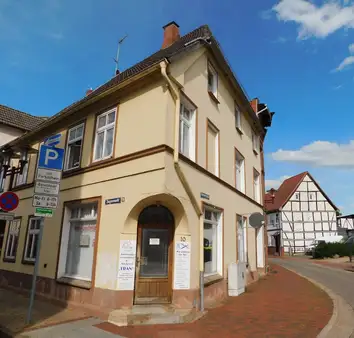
[[134, 205, 174, 304]]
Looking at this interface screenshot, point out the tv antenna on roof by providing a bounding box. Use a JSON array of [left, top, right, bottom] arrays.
[[113, 34, 128, 75]]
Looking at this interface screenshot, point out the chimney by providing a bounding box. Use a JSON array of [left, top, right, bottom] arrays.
[[162, 21, 180, 49], [86, 88, 93, 96], [115, 69, 120, 76], [250, 98, 259, 113]]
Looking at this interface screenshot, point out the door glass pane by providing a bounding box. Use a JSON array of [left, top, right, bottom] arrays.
[[140, 228, 169, 277]]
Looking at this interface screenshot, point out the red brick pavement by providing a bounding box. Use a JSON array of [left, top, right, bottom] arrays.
[[95, 264, 332, 338]]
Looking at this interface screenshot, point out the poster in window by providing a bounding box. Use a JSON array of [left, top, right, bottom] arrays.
[[173, 241, 191, 289], [117, 240, 137, 290]]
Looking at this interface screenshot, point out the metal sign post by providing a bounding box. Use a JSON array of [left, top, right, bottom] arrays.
[[26, 138, 64, 325]]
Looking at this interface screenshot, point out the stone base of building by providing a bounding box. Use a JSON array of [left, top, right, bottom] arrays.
[[268, 246, 284, 256]]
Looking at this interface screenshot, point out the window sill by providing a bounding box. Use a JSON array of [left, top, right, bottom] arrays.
[[253, 149, 259, 155], [12, 182, 34, 192], [3, 257, 16, 263], [22, 259, 35, 265], [236, 127, 244, 135], [56, 276, 92, 290], [204, 274, 223, 286], [208, 91, 220, 104], [90, 156, 113, 167]]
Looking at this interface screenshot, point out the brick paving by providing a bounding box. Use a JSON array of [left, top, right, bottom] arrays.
[[95, 264, 332, 338]]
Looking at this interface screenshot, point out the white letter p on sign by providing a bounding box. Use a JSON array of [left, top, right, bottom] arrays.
[[45, 148, 58, 166]]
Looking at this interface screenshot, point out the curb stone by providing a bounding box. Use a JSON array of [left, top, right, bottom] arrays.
[[279, 265, 354, 338]]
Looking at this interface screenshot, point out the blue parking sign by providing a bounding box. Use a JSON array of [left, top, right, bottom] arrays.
[[38, 145, 65, 171]]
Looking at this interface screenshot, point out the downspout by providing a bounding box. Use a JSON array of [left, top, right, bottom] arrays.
[[160, 60, 205, 312]]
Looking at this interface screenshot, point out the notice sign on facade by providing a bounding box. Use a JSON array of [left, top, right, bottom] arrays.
[[35, 181, 60, 195], [117, 240, 137, 290], [33, 195, 58, 209], [173, 241, 191, 290], [36, 168, 61, 183]]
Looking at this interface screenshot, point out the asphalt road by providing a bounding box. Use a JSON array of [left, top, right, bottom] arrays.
[[270, 258, 354, 311]]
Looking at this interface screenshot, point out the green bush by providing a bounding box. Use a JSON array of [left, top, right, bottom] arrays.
[[313, 242, 352, 259]]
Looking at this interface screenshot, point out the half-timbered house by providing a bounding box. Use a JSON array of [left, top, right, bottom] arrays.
[[265, 172, 339, 255]]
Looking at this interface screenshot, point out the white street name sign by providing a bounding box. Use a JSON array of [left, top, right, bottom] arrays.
[[34, 181, 60, 195]]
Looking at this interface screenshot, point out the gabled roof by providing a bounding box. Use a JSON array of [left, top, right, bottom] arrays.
[[3, 23, 263, 149], [0, 104, 46, 131], [265, 171, 338, 213]]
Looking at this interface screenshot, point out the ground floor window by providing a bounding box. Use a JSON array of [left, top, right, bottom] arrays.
[[203, 206, 222, 276], [236, 215, 247, 263], [24, 217, 41, 262], [4, 219, 21, 261], [57, 200, 98, 282]]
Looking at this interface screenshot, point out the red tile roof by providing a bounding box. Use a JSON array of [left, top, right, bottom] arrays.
[[265, 171, 338, 212]]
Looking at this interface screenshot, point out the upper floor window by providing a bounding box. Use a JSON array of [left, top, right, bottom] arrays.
[[207, 121, 219, 177], [15, 162, 28, 187], [252, 132, 260, 155], [309, 192, 314, 200], [207, 63, 218, 98], [179, 100, 196, 161], [235, 102, 242, 133], [235, 150, 245, 193], [93, 109, 116, 162], [0, 168, 5, 192], [253, 169, 261, 203], [65, 123, 84, 170], [295, 192, 300, 200]]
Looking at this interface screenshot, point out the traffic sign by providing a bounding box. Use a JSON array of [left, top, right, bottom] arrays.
[[44, 133, 61, 147], [38, 145, 64, 171], [36, 168, 61, 183], [34, 208, 53, 218], [0, 191, 19, 212]]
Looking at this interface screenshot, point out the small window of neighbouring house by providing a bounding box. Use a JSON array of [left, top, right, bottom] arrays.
[[235, 102, 242, 132], [65, 123, 84, 170], [252, 132, 260, 154], [253, 169, 261, 203], [295, 193, 300, 200], [179, 100, 196, 161], [24, 217, 41, 262], [204, 207, 222, 276], [207, 63, 218, 97], [93, 109, 116, 162], [4, 219, 21, 261], [235, 150, 245, 193]]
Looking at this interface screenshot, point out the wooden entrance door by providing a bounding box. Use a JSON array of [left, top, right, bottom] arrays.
[[134, 205, 174, 304]]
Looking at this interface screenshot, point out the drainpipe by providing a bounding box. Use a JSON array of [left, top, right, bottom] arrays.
[[160, 60, 205, 312]]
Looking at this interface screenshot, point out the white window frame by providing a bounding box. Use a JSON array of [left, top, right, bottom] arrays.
[[252, 132, 260, 154], [4, 218, 21, 260], [93, 108, 116, 162], [57, 202, 98, 282], [15, 161, 28, 187], [235, 150, 245, 193], [207, 62, 218, 97], [179, 100, 196, 161], [236, 215, 247, 263], [235, 102, 243, 133], [203, 206, 223, 278], [23, 217, 41, 262], [64, 123, 85, 171], [253, 169, 261, 203], [207, 121, 219, 177]]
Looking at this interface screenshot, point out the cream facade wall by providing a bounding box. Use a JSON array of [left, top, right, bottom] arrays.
[[0, 124, 23, 146]]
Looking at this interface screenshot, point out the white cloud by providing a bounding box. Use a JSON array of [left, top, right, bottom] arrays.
[[271, 140, 354, 168], [273, 0, 354, 39], [333, 84, 343, 89], [260, 9, 273, 20], [349, 43, 354, 53], [265, 175, 291, 189], [335, 55, 354, 71]]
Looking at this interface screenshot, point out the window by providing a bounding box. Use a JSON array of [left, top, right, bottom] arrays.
[[207, 63, 218, 97], [24, 217, 41, 262], [236, 215, 246, 263], [235, 150, 245, 193], [235, 102, 242, 132], [295, 192, 300, 200], [309, 192, 314, 200], [275, 213, 279, 224], [253, 169, 261, 203], [252, 132, 260, 154], [4, 219, 21, 261], [57, 201, 98, 282], [203, 207, 222, 276], [65, 123, 84, 170], [15, 162, 28, 186], [0, 168, 5, 192], [93, 109, 116, 162], [179, 100, 196, 160], [207, 121, 219, 176]]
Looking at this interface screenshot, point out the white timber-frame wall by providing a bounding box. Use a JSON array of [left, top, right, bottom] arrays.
[[267, 174, 337, 254]]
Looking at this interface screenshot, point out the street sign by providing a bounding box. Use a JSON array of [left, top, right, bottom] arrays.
[[0, 212, 15, 221], [36, 168, 61, 183], [38, 145, 64, 171], [0, 191, 19, 212], [34, 181, 60, 195], [34, 208, 53, 218], [33, 195, 58, 209], [44, 133, 61, 147]]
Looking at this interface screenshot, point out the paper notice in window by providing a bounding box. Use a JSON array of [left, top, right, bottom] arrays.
[[149, 238, 160, 245]]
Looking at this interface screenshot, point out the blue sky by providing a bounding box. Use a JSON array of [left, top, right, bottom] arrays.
[[1, 0, 354, 213]]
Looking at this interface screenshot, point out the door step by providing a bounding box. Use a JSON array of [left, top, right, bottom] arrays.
[[108, 305, 205, 327]]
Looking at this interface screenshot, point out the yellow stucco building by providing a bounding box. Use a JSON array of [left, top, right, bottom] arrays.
[[0, 22, 273, 320]]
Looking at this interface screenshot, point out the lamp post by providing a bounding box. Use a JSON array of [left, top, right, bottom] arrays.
[[1, 149, 28, 191]]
